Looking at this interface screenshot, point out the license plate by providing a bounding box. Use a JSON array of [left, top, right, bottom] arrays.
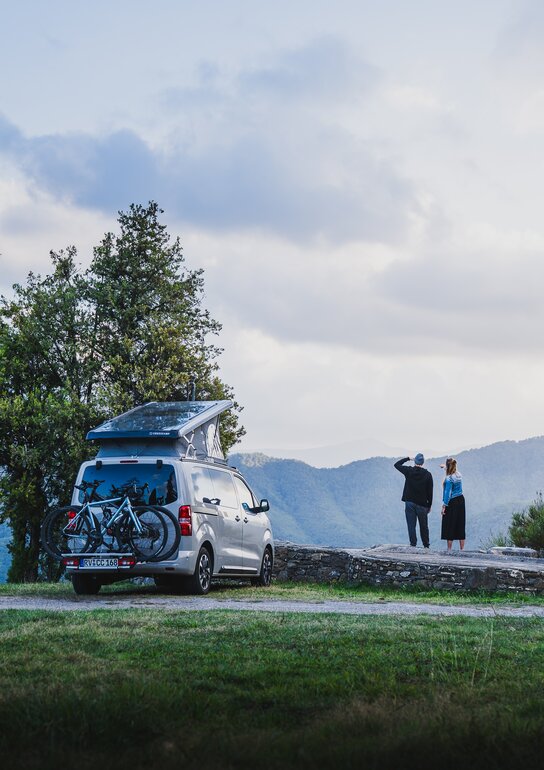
[[79, 557, 119, 569]]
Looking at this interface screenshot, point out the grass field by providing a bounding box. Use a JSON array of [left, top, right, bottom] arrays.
[[1, 577, 544, 605], [0, 607, 543, 770]]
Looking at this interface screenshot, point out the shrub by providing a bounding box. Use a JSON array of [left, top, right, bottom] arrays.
[[508, 492, 544, 551], [481, 531, 512, 549]]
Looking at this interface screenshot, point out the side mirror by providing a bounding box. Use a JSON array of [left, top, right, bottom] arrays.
[[244, 499, 270, 513]]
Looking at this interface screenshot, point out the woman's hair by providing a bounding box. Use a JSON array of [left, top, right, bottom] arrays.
[[446, 457, 457, 476], [442, 457, 458, 486]]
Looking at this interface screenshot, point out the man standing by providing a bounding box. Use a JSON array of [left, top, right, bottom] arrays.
[[394, 454, 433, 548]]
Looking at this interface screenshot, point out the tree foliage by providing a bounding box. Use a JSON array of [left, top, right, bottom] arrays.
[[508, 492, 544, 551], [0, 202, 244, 581]]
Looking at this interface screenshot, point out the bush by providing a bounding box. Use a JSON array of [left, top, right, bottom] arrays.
[[481, 531, 512, 549], [508, 492, 544, 551]]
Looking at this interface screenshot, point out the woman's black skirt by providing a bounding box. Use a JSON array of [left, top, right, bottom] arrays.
[[441, 494, 466, 540]]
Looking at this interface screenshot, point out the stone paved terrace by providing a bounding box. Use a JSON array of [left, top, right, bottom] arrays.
[[273, 543, 544, 593]]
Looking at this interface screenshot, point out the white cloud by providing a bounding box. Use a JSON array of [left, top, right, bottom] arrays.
[[184, 226, 544, 358], [219, 323, 544, 454], [0, 164, 113, 293]]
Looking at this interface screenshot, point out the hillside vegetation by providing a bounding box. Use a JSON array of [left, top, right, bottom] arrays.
[[230, 436, 544, 549]]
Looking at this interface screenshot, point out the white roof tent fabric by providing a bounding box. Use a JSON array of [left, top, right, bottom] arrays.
[[87, 401, 233, 461]]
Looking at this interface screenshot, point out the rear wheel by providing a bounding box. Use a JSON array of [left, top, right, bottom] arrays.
[[124, 506, 181, 562], [41, 506, 90, 560], [142, 505, 182, 562], [251, 547, 273, 587], [185, 546, 212, 595], [124, 507, 168, 561], [71, 573, 101, 595]]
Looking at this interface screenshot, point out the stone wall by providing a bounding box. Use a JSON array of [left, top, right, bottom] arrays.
[[273, 543, 544, 594]]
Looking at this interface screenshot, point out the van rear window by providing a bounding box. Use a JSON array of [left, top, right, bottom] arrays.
[[79, 464, 178, 505]]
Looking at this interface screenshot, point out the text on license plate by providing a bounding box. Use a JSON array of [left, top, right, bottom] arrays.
[[79, 557, 119, 569]]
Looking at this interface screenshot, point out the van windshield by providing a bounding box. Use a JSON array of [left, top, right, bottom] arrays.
[[79, 464, 178, 505]]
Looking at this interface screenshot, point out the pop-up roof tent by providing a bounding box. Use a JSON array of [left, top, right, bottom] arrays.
[[87, 401, 233, 461]]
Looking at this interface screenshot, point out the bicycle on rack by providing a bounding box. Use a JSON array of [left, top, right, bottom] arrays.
[[40, 479, 181, 563]]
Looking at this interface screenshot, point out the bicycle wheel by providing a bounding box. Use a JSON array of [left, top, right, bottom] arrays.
[[140, 505, 181, 562], [41, 506, 91, 560], [123, 506, 168, 561]]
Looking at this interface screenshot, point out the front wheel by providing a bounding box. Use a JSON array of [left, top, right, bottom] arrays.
[[41, 506, 90, 560], [185, 546, 213, 595], [251, 547, 273, 587]]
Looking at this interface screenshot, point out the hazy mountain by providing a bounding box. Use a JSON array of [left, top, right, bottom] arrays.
[[240, 439, 476, 468], [230, 436, 544, 549]]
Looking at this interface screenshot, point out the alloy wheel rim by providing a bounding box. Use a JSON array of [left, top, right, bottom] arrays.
[[199, 553, 211, 590], [263, 552, 272, 584]]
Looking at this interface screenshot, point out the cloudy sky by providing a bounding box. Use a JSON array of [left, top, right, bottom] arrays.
[[2, 0, 544, 463]]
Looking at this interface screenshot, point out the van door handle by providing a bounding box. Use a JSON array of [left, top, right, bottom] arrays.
[[235, 515, 241, 522]]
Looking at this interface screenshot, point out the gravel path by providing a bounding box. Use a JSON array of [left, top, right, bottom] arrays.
[[1, 595, 544, 617]]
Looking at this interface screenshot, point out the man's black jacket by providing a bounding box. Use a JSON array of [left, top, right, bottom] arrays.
[[394, 457, 433, 508]]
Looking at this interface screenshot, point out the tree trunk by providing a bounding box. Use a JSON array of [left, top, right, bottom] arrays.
[[7, 517, 40, 583]]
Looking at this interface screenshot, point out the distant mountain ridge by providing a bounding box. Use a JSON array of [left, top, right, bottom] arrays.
[[230, 436, 544, 549], [237, 438, 481, 468]]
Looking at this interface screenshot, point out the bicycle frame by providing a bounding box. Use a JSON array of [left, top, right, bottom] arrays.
[[66, 494, 145, 549], [87, 495, 145, 534]]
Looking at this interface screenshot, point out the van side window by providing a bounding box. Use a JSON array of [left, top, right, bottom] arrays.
[[208, 469, 238, 509], [191, 466, 215, 504], [234, 476, 256, 509]]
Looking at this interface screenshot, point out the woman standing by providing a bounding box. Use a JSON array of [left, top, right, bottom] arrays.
[[441, 457, 466, 550]]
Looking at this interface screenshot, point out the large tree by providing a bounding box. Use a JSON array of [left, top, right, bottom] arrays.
[[0, 203, 244, 581]]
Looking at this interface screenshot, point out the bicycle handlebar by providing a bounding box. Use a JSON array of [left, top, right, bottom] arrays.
[[110, 482, 149, 500], [75, 479, 104, 491]]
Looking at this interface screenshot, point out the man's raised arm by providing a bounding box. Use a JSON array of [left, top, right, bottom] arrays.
[[394, 457, 410, 475]]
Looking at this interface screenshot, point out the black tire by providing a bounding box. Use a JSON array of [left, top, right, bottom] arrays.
[[251, 547, 273, 587], [41, 506, 90, 561], [123, 507, 168, 561], [71, 573, 101, 595], [137, 505, 181, 562], [185, 546, 213, 595]]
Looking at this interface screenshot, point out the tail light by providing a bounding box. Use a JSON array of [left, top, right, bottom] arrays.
[[63, 556, 80, 567], [178, 505, 192, 536], [118, 556, 136, 568], [66, 510, 78, 531]]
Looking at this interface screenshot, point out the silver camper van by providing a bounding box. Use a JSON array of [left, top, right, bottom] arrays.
[[64, 401, 274, 595]]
